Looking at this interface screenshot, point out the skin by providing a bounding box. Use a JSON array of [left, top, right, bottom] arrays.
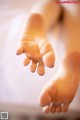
[[16, 0, 80, 113]]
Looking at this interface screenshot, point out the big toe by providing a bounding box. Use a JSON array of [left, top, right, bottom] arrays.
[[40, 43, 55, 67], [39, 89, 51, 107], [43, 51, 55, 67]]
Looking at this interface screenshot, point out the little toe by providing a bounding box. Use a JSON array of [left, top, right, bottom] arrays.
[[30, 60, 37, 72], [39, 89, 51, 107], [16, 47, 24, 55], [61, 103, 69, 113], [42, 105, 50, 113], [23, 57, 30, 66]]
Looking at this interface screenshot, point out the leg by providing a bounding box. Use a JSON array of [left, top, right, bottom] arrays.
[[39, 52, 80, 113]]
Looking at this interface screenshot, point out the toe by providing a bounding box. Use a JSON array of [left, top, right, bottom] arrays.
[[41, 43, 53, 56], [40, 42, 55, 67], [23, 57, 30, 66], [56, 106, 61, 113], [43, 51, 55, 68], [37, 60, 45, 76], [39, 90, 51, 107], [16, 47, 24, 55], [51, 102, 61, 113], [51, 105, 56, 113], [37, 66, 45, 76], [61, 103, 69, 113], [43, 105, 50, 113], [30, 60, 37, 72], [39, 81, 57, 107]]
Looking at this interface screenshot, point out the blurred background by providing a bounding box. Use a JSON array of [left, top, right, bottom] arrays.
[[0, 0, 80, 119]]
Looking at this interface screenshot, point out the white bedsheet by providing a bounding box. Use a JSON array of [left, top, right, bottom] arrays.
[[0, 0, 80, 111]]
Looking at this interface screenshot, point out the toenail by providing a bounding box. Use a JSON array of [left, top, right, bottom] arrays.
[[51, 65, 54, 68]]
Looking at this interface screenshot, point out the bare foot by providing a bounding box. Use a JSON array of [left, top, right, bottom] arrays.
[[16, 34, 55, 75], [39, 64, 79, 113]]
